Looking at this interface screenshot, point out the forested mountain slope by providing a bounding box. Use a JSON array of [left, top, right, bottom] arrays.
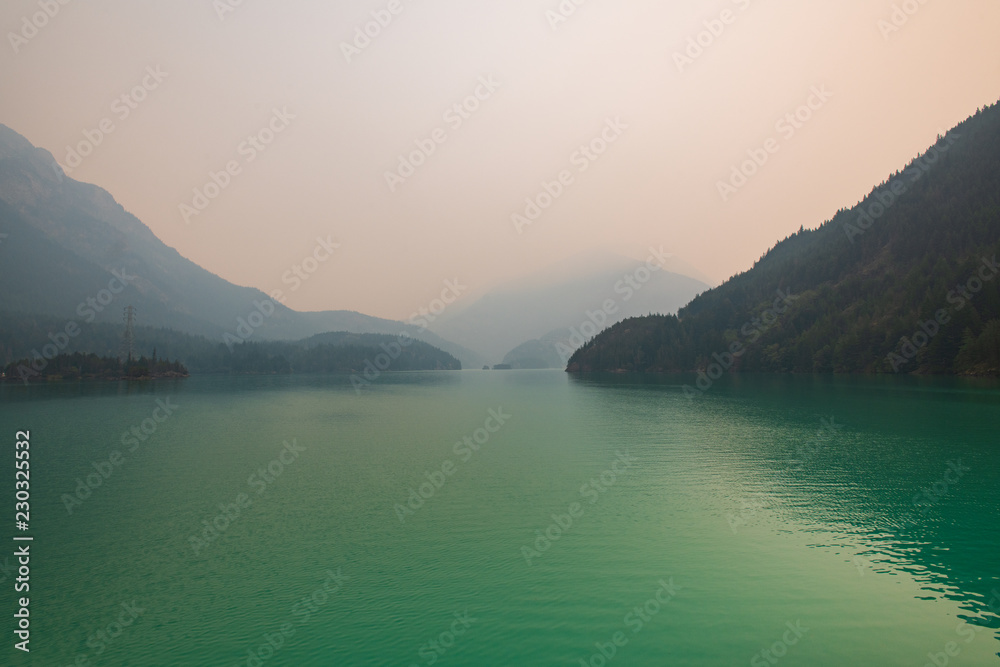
[[568, 102, 1000, 375]]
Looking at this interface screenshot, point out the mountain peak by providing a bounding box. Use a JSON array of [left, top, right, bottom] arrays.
[[569, 101, 1000, 375], [0, 125, 483, 366]]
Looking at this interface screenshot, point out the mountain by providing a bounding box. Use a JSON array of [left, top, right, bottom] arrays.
[[501, 333, 568, 370], [428, 250, 712, 364], [0, 124, 481, 367], [568, 101, 1000, 376], [0, 310, 460, 378]]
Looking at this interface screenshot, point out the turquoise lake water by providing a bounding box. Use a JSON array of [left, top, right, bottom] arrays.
[[1, 371, 999, 665]]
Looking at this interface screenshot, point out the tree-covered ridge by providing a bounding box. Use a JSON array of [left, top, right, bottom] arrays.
[[568, 101, 1000, 376], [3, 352, 188, 382], [0, 311, 461, 376]]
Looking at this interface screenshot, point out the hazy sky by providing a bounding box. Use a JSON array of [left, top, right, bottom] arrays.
[[2, 0, 998, 320]]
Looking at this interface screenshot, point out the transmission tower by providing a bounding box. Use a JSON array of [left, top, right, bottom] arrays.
[[121, 306, 136, 362]]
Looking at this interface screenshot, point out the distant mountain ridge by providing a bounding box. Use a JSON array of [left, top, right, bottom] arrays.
[[569, 101, 1000, 376], [0, 124, 482, 367], [429, 249, 711, 364]]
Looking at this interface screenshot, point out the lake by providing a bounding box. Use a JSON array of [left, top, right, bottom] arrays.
[[2, 371, 999, 666]]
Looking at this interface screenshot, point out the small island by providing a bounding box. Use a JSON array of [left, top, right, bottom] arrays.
[[2, 352, 189, 383]]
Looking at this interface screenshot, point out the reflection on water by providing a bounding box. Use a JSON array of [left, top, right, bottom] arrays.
[[574, 371, 1000, 649], [1, 371, 998, 665]]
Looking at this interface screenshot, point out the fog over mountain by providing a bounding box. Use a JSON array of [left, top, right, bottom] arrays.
[[2, 2, 994, 321], [428, 250, 712, 364], [569, 103, 1000, 376], [2, 122, 715, 371], [0, 124, 483, 367]]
